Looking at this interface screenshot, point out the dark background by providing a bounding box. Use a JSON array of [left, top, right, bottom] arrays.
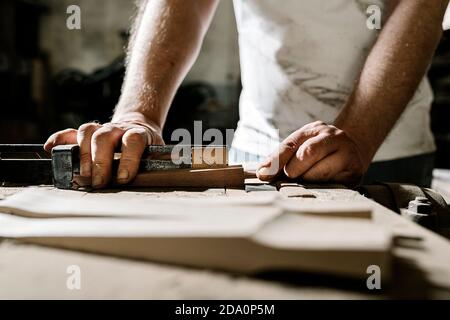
[[0, 0, 449, 169]]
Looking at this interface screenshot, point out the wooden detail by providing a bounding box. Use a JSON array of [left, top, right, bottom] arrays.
[[0, 188, 390, 280], [128, 165, 244, 188], [282, 201, 373, 220], [2, 186, 450, 298], [277, 182, 317, 198], [191, 146, 228, 169]]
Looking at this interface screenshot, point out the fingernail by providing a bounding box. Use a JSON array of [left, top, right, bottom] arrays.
[[92, 175, 103, 187], [257, 167, 272, 177], [117, 169, 129, 182]]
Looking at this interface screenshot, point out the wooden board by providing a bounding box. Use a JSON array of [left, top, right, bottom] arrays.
[[129, 165, 245, 188], [191, 146, 228, 169], [277, 182, 317, 198], [0, 188, 388, 280], [71, 165, 246, 189], [1, 186, 450, 299]]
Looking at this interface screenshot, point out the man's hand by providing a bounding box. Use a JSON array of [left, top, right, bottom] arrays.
[[44, 121, 164, 189], [44, 0, 218, 189], [257, 0, 449, 186], [257, 121, 369, 186]]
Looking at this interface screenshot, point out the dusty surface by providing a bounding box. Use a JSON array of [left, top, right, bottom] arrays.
[[0, 185, 449, 299]]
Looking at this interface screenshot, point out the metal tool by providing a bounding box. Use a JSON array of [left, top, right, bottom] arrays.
[[0, 144, 52, 185], [1, 144, 228, 189]]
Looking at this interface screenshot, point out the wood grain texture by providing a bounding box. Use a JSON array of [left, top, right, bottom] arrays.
[[277, 182, 317, 199], [191, 146, 228, 169], [129, 165, 245, 188], [1, 186, 450, 299], [0, 188, 390, 280]]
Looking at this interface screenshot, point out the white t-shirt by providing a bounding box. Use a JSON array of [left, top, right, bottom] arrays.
[[231, 0, 436, 162]]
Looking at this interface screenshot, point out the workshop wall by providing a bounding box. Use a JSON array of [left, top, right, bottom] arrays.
[[39, 0, 240, 91], [35, 0, 241, 141]]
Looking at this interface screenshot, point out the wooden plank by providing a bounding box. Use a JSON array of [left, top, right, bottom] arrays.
[[129, 165, 245, 188], [281, 201, 373, 219], [0, 240, 372, 299], [0, 188, 391, 280], [277, 182, 317, 198], [191, 146, 228, 169], [70, 166, 245, 189], [1, 186, 450, 298]]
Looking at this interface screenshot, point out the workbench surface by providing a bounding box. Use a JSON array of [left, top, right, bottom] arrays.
[[0, 186, 449, 299]]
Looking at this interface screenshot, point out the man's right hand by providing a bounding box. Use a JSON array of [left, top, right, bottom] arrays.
[[44, 121, 164, 189]]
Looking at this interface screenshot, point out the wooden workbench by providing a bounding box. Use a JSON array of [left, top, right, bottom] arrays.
[[0, 185, 449, 299]]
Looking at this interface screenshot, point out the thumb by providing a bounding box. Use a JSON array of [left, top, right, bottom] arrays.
[[257, 129, 316, 181], [44, 129, 78, 152]]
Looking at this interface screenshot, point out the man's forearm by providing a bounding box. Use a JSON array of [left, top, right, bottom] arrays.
[[112, 0, 219, 131], [44, 0, 219, 188], [335, 0, 448, 164]]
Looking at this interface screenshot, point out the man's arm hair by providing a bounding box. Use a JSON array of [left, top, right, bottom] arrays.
[[113, 0, 219, 131], [335, 0, 449, 164], [125, 0, 148, 64]]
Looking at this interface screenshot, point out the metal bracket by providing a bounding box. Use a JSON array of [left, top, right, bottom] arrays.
[[51, 144, 80, 190]]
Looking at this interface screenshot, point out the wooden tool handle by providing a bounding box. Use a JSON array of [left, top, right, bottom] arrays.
[[72, 166, 246, 189], [129, 166, 245, 189]]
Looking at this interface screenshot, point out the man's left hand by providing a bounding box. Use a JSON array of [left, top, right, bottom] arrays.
[[257, 121, 370, 186]]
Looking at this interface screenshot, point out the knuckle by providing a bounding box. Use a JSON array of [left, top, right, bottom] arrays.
[[52, 129, 76, 143], [124, 130, 145, 147], [92, 129, 112, 143], [283, 138, 301, 152], [62, 128, 77, 135], [319, 134, 332, 146], [51, 132, 63, 143], [300, 122, 314, 130], [78, 123, 98, 133], [53, 134, 67, 145], [302, 145, 317, 158], [313, 121, 326, 127], [46, 132, 57, 141], [45, 129, 77, 154]]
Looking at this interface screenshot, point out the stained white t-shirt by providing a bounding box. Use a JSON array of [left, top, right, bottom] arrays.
[[231, 0, 436, 162]]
